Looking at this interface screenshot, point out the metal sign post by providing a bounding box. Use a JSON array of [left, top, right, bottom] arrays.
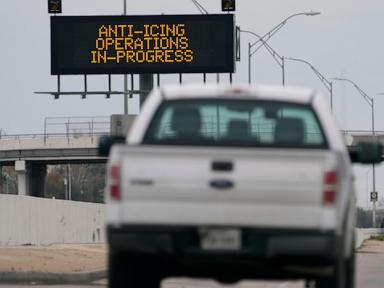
[[236, 26, 241, 61], [371, 191, 378, 227]]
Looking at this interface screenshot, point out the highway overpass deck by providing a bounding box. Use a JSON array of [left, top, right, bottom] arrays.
[[0, 133, 108, 197], [0, 134, 106, 164]]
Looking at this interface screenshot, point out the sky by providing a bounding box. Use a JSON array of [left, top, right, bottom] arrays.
[[1, 0, 384, 207]]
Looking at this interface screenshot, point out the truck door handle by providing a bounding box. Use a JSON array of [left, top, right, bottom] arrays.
[[212, 161, 233, 172], [210, 180, 234, 190]]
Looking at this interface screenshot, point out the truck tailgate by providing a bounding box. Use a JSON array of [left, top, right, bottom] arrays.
[[111, 146, 335, 229], [121, 146, 330, 203]]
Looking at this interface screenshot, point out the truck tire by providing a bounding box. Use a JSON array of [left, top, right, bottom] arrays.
[[345, 248, 356, 288], [315, 256, 346, 288], [316, 234, 349, 288], [108, 251, 125, 288], [109, 252, 162, 288]]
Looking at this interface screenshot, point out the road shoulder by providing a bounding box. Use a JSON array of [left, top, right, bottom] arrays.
[[0, 244, 107, 284]]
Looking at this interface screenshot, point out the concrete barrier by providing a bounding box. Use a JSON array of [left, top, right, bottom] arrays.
[[355, 228, 384, 249], [2, 195, 382, 248], [0, 194, 105, 246]]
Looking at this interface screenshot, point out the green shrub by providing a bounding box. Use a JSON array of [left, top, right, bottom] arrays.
[[370, 235, 384, 241]]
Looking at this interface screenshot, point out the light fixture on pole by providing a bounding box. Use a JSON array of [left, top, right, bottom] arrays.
[[241, 30, 285, 85], [331, 77, 376, 227], [244, 11, 320, 84], [250, 12, 320, 55], [286, 57, 333, 111]]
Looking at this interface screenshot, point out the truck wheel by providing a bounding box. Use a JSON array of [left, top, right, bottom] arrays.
[[109, 252, 162, 288], [108, 251, 125, 288], [315, 255, 347, 288], [128, 255, 162, 288], [345, 249, 355, 288]]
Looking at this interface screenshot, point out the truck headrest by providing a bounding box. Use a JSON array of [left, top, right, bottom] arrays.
[[275, 117, 305, 145]]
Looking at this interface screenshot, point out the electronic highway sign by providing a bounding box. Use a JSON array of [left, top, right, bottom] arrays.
[[51, 14, 235, 75]]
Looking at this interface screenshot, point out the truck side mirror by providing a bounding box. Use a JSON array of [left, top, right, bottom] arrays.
[[98, 135, 125, 157], [349, 142, 383, 164]]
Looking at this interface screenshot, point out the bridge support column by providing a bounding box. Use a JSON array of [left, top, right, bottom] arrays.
[[0, 166, 2, 194], [15, 161, 46, 197], [15, 160, 29, 196]]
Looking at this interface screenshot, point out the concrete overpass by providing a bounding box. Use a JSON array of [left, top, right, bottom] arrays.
[[343, 131, 384, 146], [0, 134, 105, 164], [0, 133, 107, 197], [0, 115, 136, 198]]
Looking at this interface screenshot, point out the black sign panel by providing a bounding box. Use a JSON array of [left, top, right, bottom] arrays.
[[222, 0, 236, 12], [51, 15, 235, 75], [48, 0, 62, 14], [371, 191, 378, 202]]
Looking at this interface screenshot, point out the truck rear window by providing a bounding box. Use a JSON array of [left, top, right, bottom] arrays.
[[143, 99, 328, 148]]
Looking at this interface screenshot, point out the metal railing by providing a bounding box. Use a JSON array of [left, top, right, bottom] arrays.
[[0, 132, 109, 145], [342, 130, 384, 135], [0, 116, 111, 144], [44, 116, 109, 136], [43, 116, 109, 143]]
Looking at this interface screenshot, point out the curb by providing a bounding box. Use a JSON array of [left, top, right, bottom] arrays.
[[0, 269, 106, 284]]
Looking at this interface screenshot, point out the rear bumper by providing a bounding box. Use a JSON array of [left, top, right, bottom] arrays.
[[108, 224, 337, 261], [116, 201, 338, 230]]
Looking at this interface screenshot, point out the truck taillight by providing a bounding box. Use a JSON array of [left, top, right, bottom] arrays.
[[109, 165, 121, 200], [323, 171, 337, 205]]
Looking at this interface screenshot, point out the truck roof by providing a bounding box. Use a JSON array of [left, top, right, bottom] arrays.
[[160, 84, 317, 104]]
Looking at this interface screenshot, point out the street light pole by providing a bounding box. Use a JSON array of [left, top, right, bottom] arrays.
[[330, 82, 333, 111], [241, 30, 285, 85], [248, 42, 251, 84], [243, 11, 320, 84], [282, 56, 285, 86], [286, 57, 333, 111], [332, 77, 376, 226], [250, 12, 320, 55]]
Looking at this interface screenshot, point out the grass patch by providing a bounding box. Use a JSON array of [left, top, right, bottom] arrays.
[[370, 235, 384, 241]]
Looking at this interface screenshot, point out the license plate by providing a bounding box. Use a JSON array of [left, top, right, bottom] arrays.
[[199, 228, 241, 250]]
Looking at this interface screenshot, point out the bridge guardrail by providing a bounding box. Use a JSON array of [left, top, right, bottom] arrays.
[[0, 132, 109, 144], [0, 116, 111, 144], [44, 116, 109, 139]]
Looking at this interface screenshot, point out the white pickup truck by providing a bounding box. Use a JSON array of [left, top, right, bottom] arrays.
[[100, 84, 382, 288]]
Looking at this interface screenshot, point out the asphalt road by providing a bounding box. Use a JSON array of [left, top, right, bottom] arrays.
[[1, 252, 383, 288]]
